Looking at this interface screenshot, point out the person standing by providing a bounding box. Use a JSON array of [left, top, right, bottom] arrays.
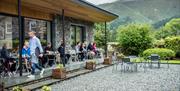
[[28, 31, 44, 78], [58, 43, 66, 67]]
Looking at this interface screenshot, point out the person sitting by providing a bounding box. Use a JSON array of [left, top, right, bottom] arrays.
[[44, 43, 54, 67], [79, 43, 87, 61], [87, 42, 95, 59], [22, 41, 31, 72], [92, 42, 100, 57], [44, 43, 53, 54], [1, 43, 16, 76]]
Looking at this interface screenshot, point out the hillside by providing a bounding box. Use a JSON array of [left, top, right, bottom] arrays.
[[98, 0, 180, 29]]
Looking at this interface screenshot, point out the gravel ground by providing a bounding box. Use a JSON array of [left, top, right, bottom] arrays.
[[39, 64, 180, 91]]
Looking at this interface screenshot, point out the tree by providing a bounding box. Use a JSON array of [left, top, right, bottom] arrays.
[[155, 18, 180, 39], [94, 23, 116, 48], [117, 24, 153, 55]]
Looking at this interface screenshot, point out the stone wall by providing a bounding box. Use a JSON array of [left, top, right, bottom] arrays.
[[54, 16, 94, 51]]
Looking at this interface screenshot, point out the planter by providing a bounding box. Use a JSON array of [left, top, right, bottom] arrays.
[[52, 68, 66, 79], [103, 57, 112, 65], [86, 61, 96, 70]]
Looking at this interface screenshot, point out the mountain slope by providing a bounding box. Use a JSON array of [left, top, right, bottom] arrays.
[[98, 0, 180, 29]]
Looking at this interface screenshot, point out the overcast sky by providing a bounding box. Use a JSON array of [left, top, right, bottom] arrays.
[[86, 0, 117, 5]]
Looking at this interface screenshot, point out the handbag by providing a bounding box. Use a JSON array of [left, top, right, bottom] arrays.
[[35, 47, 40, 57]]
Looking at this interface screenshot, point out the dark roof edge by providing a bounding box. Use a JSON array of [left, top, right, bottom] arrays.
[[76, 0, 119, 18]]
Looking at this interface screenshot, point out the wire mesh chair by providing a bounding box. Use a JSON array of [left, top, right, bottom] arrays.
[[68, 50, 79, 64], [148, 54, 160, 68], [121, 57, 135, 72]]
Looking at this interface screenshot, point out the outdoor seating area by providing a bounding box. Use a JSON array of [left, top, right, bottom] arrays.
[[111, 53, 172, 73], [0, 44, 103, 78]]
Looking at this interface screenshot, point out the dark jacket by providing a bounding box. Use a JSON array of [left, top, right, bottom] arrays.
[[58, 46, 65, 57], [1, 47, 10, 59], [87, 44, 93, 51]]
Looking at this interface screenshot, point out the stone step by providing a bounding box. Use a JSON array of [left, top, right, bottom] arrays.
[[23, 64, 109, 90]]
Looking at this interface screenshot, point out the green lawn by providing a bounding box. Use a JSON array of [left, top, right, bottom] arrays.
[[133, 58, 180, 64]]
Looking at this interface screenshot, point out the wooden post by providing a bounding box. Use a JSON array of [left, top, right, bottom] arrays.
[[18, 0, 24, 76], [105, 22, 107, 57]]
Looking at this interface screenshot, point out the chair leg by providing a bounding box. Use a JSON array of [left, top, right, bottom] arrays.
[[167, 60, 169, 68], [158, 62, 160, 68]]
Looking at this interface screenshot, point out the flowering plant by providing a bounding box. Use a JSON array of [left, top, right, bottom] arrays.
[[56, 64, 64, 69], [12, 86, 22, 91], [42, 86, 51, 91]]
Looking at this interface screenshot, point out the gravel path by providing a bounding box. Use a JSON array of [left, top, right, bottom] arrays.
[[39, 64, 180, 91]]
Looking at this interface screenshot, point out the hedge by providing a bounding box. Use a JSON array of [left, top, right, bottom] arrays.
[[143, 48, 175, 59]]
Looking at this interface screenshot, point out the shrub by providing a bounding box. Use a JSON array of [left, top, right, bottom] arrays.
[[153, 39, 165, 48], [116, 24, 153, 55], [164, 36, 180, 57], [143, 48, 175, 59]]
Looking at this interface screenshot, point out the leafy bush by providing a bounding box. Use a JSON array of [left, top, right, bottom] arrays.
[[164, 36, 180, 57], [143, 48, 175, 59], [116, 24, 153, 55], [153, 39, 165, 48]]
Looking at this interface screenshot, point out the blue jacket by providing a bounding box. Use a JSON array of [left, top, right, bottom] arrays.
[[22, 47, 31, 57]]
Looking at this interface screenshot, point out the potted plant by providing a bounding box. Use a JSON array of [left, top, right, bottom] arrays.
[[42, 86, 51, 91], [52, 64, 66, 79], [86, 60, 96, 70], [103, 57, 112, 65], [117, 53, 125, 60]]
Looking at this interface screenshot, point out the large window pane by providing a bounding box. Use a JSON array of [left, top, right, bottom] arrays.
[[24, 18, 50, 47], [0, 15, 19, 50], [70, 25, 86, 48]]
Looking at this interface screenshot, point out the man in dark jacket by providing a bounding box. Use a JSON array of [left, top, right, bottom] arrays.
[[1, 43, 16, 75], [58, 43, 66, 67]]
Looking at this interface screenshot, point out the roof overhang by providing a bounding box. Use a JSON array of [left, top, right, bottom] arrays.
[[0, 0, 118, 22]]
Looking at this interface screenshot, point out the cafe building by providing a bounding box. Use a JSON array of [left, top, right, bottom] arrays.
[[0, 0, 118, 75]]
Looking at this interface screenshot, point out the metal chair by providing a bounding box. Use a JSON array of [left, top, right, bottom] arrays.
[[44, 53, 56, 67], [148, 54, 160, 68], [121, 57, 135, 72], [68, 50, 79, 63], [112, 52, 122, 72]]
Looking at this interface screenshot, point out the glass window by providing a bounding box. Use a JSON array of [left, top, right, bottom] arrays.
[[0, 15, 51, 52], [0, 15, 19, 50], [24, 18, 51, 48], [70, 25, 86, 47]]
